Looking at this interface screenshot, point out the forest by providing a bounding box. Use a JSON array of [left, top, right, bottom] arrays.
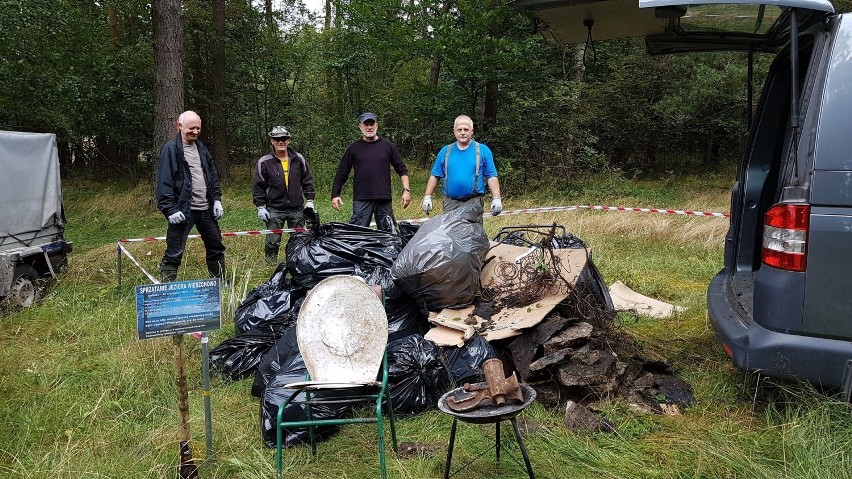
[[8, 0, 842, 186], [4, 3, 852, 478]]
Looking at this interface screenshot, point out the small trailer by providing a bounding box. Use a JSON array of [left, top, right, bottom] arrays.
[[0, 130, 72, 308]]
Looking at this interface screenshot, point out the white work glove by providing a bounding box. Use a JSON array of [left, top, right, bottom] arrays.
[[305, 200, 315, 211], [422, 195, 433, 215], [257, 206, 270, 222], [168, 211, 186, 224], [213, 200, 224, 219], [490, 197, 503, 216]]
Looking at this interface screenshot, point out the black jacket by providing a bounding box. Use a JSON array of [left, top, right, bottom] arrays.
[[252, 148, 315, 209], [155, 134, 222, 217]]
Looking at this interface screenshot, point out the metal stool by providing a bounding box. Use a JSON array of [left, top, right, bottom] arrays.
[[438, 384, 536, 479]]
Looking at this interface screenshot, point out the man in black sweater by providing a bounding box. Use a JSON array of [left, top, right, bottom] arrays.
[[331, 112, 411, 232]]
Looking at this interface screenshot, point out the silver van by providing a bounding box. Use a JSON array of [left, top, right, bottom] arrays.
[[515, 0, 852, 392]]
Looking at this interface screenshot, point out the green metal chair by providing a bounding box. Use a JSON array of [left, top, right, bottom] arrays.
[[275, 276, 398, 479]]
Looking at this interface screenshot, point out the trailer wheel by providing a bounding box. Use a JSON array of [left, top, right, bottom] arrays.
[[8, 264, 40, 309]]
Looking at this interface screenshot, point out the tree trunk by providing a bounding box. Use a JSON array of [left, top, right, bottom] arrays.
[[324, 0, 332, 30], [483, 81, 498, 132], [187, 5, 208, 144], [429, 57, 442, 87], [334, 0, 342, 28], [152, 0, 183, 206], [427, 1, 451, 87], [152, 0, 184, 155], [211, 0, 229, 181], [107, 4, 119, 49], [264, 0, 274, 31], [482, 15, 503, 133]]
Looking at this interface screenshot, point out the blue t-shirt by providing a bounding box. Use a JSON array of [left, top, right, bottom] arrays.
[[430, 142, 498, 199]]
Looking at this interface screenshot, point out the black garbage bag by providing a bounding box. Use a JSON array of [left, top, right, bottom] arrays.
[[234, 262, 308, 333], [210, 319, 293, 381], [258, 325, 352, 447], [391, 203, 490, 311], [438, 334, 498, 385], [234, 290, 306, 334], [386, 334, 452, 415], [260, 368, 352, 448], [385, 294, 429, 342], [286, 222, 407, 291], [354, 264, 402, 300], [397, 221, 420, 243], [246, 262, 290, 301], [252, 322, 301, 398]]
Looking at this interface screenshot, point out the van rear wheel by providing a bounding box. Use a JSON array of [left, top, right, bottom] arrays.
[[7, 264, 39, 309]]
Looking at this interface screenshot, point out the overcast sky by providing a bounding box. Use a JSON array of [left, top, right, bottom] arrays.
[[302, 0, 324, 14]]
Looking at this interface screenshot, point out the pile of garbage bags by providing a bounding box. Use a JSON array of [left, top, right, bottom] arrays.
[[210, 204, 496, 447]]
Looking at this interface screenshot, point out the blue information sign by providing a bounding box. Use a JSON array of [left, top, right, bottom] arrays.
[[135, 279, 222, 340]]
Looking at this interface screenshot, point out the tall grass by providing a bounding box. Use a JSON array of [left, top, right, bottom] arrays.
[[1, 172, 850, 478]]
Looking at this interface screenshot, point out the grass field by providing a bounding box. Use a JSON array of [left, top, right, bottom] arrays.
[[1, 169, 850, 479]]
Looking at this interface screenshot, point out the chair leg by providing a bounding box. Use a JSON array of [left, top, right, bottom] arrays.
[[276, 392, 299, 479], [276, 427, 283, 479], [306, 391, 317, 456], [385, 392, 398, 452], [376, 401, 388, 479]]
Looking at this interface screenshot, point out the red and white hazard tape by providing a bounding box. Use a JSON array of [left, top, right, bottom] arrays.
[[576, 204, 729, 218], [117, 204, 728, 243], [378, 204, 728, 222], [119, 227, 307, 243], [117, 242, 160, 284], [499, 204, 729, 218]]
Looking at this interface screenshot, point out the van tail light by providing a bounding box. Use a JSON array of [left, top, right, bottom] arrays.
[[762, 204, 809, 272]]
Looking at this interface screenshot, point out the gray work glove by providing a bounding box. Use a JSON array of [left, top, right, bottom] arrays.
[[422, 195, 433, 215], [258, 206, 270, 222], [305, 200, 315, 211], [490, 197, 503, 216], [168, 211, 186, 224], [213, 200, 224, 219]]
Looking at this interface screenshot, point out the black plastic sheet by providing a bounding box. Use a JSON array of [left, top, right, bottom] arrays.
[[234, 263, 307, 333], [235, 291, 303, 333], [391, 203, 490, 311], [246, 262, 289, 300], [397, 221, 420, 243], [253, 322, 301, 398]]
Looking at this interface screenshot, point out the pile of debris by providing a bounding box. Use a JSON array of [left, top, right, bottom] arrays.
[[499, 289, 694, 431], [210, 209, 693, 443], [428, 224, 694, 431]]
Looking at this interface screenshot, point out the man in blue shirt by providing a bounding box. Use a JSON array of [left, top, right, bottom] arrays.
[[422, 115, 502, 219]]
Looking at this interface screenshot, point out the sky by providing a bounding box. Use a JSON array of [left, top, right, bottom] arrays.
[[302, 0, 324, 14]]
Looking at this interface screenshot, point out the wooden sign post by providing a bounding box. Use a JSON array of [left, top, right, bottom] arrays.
[[135, 279, 221, 478]]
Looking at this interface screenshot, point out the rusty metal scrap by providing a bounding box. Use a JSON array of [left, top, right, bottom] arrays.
[[482, 228, 573, 309], [445, 359, 524, 412]]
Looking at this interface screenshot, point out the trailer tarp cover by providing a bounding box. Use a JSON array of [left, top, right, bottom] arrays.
[[0, 131, 63, 238]]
